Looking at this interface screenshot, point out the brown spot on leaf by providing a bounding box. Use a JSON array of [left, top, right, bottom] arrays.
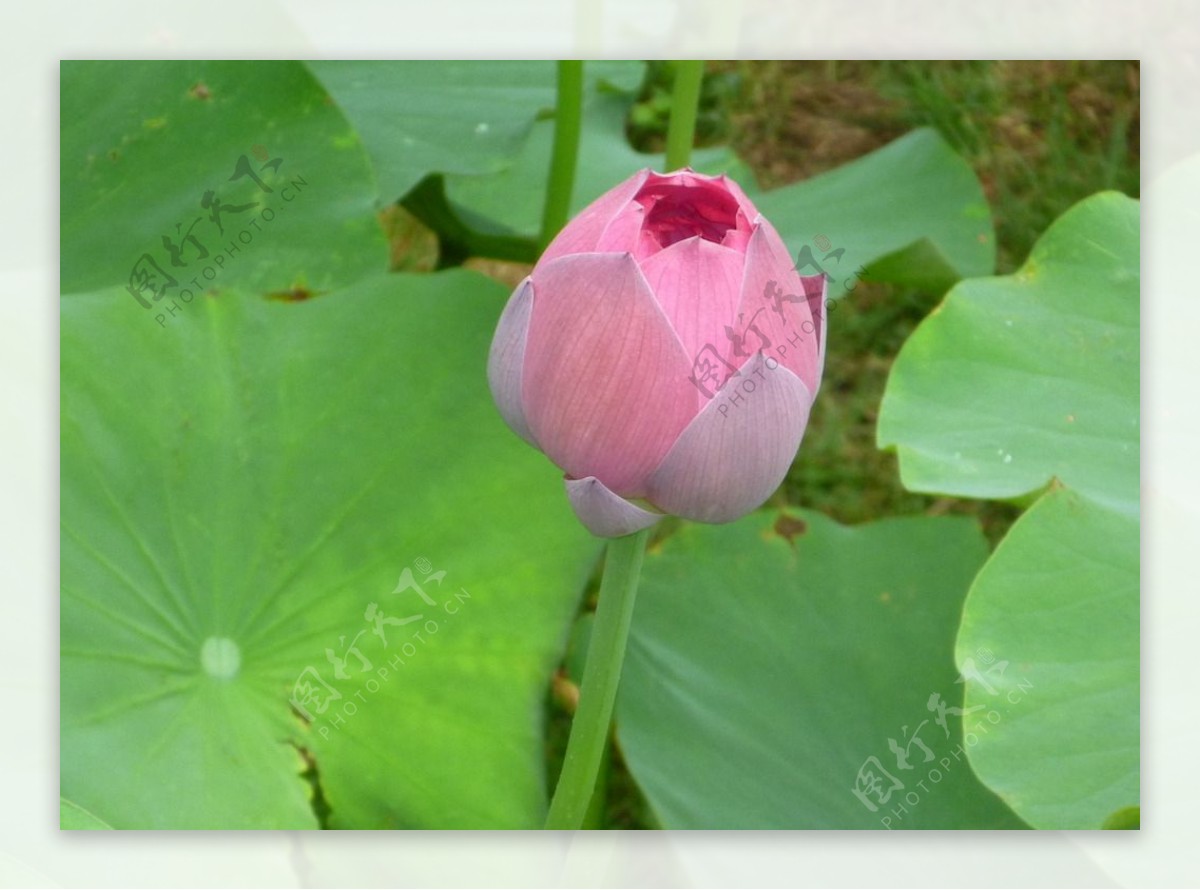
[[189, 81, 211, 101], [266, 286, 319, 303], [773, 514, 808, 543]]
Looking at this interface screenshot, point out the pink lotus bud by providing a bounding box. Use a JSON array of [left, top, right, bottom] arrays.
[[488, 169, 827, 537]]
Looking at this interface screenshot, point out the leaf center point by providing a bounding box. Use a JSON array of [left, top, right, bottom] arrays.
[[200, 636, 241, 680]]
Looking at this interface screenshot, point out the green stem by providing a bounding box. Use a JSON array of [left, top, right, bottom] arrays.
[[664, 60, 705, 171], [545, 528, 650, 829], [539, 60, 585, 251]]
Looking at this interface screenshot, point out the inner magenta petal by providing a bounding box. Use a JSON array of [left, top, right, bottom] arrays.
[[635, 178, 741, 250]]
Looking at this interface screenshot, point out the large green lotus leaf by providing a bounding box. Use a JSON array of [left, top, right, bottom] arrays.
[[59, 799, 113, 830], [443, 88, 753, 242], [754, 128, 996, 297], [954, 487, 1139, 828], [877, 191, 1139, 515], [60, 61, 386, 299], [616, 509, 1025, 829], [61, 272, 599, 828], [307, 61, 646, 206], [878, 192, 1140, 829]]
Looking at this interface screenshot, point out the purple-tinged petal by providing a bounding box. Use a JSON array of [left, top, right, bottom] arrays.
[[487, 277, 538, 447], [733, 221, 824, 392], [565, 476, 663, 538], [645, 354, 813, 523], [539, 170, 652, 265], [637, 235, 744, 366], [523, 253, 699, 496]]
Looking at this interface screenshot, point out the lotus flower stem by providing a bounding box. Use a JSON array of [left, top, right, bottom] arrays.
[[544, 527, 650, 829], [539, 60, 585, 250], [664, 60, 705, 171], [533, 56, 753, 829]]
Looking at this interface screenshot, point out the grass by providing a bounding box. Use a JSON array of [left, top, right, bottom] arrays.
[[712, 60, 1139, 272]]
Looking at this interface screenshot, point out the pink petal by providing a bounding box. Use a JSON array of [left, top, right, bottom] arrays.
[[645, 354, 813, 523], [522, 253, 699, 496], [636, 235, 744, 367], [486, 277, 538, 447], [565, 476, 663, 538], [718, 210, 754, 255], [539, 170, 651, 265], [595, 201, 646, 255], [733, 221, 825, 393]]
